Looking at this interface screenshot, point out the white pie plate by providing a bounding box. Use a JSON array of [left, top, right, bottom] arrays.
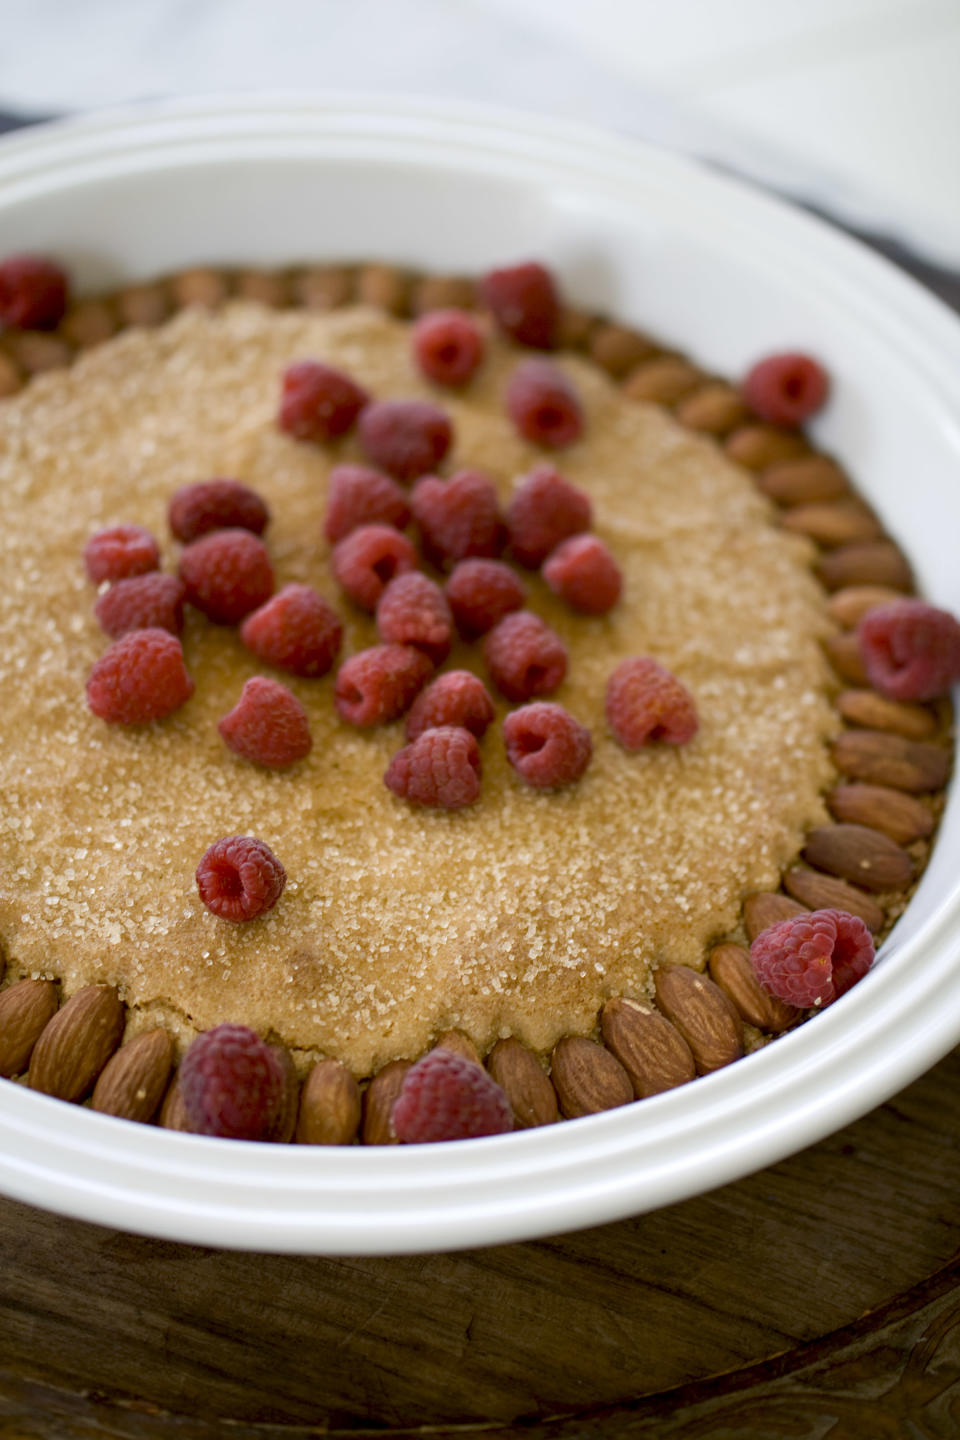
[[1, 95, 959, 1255]]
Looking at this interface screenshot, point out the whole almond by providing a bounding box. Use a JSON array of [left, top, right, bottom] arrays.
[[831, 729, 950, 793], [91, 1028, 173, 1123], [783, 867, 884, 931], [28, 984, 124, 1102], [296, 1059, 362, 1145], [116, 280, 171, 328], [743, 892, 809, 942], [674, 382, 749, 436], [758, 457, 849, 506], [600, 997, 696, 1098], [827, 783, 934, 846], [234, 268, 289, 308], [822, 631, 868, 685], [652, 966, 744, 1074], [555, 306, 596, 350], [4, 331, 72, 375], [356, 262, 410, 316], [623, 356, 701, 405], [159, 1074, 191, 1131], [435, 1029, 482, 1066], [171, 266, 230, 310], [550, 1036, 633, 1118], [0, 979, 59, 1078], [60, 297, 117, 349], [827, 585, 908, 629], [268, 1044, 300, 1144], [362, 1059, 413, 1145], [291, 264, 355, 311], [708, 944, 802, 1033], [781, 500, 883, 548], [588, 323, 657, 378], [802, 823, 913, 893], [724, 425, 808, 471], [411, 273, 477, 315], [816, 541, 913, 593], [486, 1038, 558, 1129], [835, 689, 937, 741]]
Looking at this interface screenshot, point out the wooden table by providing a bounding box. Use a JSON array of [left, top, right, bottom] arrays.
[[1, 1045, 958, 1439]]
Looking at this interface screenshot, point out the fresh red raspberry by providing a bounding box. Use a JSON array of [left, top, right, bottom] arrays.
[[376, 572, 453, 666], [195, 835, 286, 923], [506, 359, 583, 449], [323, 463, 411, 544], [86, 628, 194, 724], [331, 523, 418, 613], [277, 360, 369, 442], [334, 644, 433, 726], [484, 610, 568, 702], [480, 261, 559, 350], [178, 528, 274, 625], [506, 466, 592, 569], [742, 352, 830, 428], [358, 399, 453, 484], [606, 657, 699, 749], [405, 670, 496, 741], [218, 676, 312, 769], [445, 558, 526, 640], [410, 469, 506, 569], [391, 1047, 512, 1141], [168, 477, 269, 544], [180, 1023, 285, 1140], [857, 599, 960, 702], [503, 702, 592, 789], [750, 908, 874, 1008], [240, 583, 343, 678], [0, 253, 69, 330], [94, 572, 186, 638], [84, 524, 160, 585], [384, 726, 482, 811], [412, 308, 486, 387], [542, 534, 622, 615]]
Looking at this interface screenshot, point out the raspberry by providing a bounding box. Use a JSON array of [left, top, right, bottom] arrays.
[[412, 308, 486, 387], [484, 610, 568, 702], [277, 360, 368, 442], [334, 644, 433, 726], [405, 670, 496, 742], [385, 726, 482, 811], [506, 359, 583, 449], [503, 702, 592, 789], [0, 254, 69, 330], [750, 908, 874, 1008], [323, 463, 410, 544], [411, 469, 506, 569], [94, 572, 186, 638], [168, 477, 269, 544], [857, 599, 960, 702], [480, 261, 559, 350], [86, 628, 194, 724], [218, 676, 312, 769], [240, 583, 342, 678], [391, 1047, 512, 1141], [195, 835, 286, 923], [743, 352, 829, 428], [178, 528, 274, 625], [376, 572, 453, 666], [606, 657, 699, 749], [180, 1023, 285, 1139], [84, 524, 160, 585], [358, 399, 453, 484], [331, 523, 418, 613], [506, 466, 592, 569], [445, 558, 526, 640], [542, 534, 622, 615]]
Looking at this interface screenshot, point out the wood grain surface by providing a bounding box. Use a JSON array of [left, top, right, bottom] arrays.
[[0, 1046, 957, 1438]]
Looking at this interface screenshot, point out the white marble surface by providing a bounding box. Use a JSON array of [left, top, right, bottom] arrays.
[[0, 0, 957, 266]]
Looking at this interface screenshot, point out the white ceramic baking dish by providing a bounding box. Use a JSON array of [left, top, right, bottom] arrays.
[[1, 95, 959, 1255]]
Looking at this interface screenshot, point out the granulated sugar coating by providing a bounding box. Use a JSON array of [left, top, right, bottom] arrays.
[[0, 304, 837, 1073]]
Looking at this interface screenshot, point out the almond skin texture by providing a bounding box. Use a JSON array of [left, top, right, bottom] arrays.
[[486, 1037, 558, 1129], [652, 966, 744, 1074], [600, 997, 696, 1098], [816, 541, 913, 593], [435, 1028, 482, 1066], [708, 944, 802, 1033], [159, 1075, 191, 1131], [827, 584, 911, 629], [822, 631, 869, 686], [781, 500, 882, 548], [268, 1044, 300, 1144], [835, 689, 937, 741], [28, 984, 125, 1102], [0, 979, 59, 1078], [623, 356, 701, 405], [296, 1059, 362, 1146], [91, 1027, 173, 1123], [674, 383, 749, 436], [783, 867, 884, 932], [724, 425, 808, 470], [758, 457, 850, 506], [362, 1059, 413, 1145], [742, 892, 809, 944], [802, 823, 913, 893], [827, 783, 934, 846], [550, 1036, 633, 1118], [831, 729, 950, 793]]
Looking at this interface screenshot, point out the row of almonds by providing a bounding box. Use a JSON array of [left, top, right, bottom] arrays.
[[0, 261, 952, 1138]]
